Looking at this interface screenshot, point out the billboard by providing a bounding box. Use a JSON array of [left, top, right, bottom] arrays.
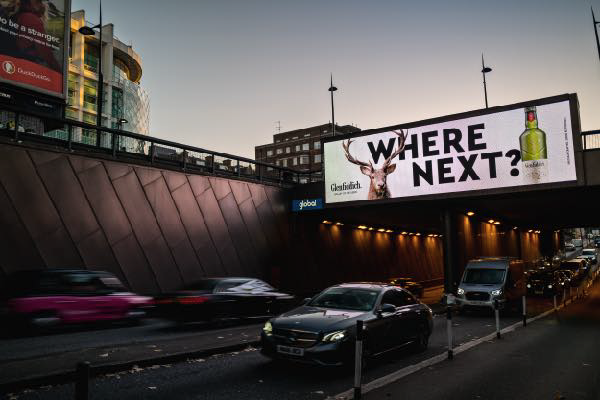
[[325, 96, 578, 204], [0, 0, 70, 98]]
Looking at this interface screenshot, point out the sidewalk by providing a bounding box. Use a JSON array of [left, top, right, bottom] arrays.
[[0, 323, 261, 392]]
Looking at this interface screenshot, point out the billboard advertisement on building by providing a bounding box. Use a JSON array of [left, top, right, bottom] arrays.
[[0, 0, 70, 98], [324, 96, 578, 204]]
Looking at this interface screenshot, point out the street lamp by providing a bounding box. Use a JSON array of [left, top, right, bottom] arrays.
[[78, 0, 103, 146], [117, 118, 128, 130], [592, 7, 600, 65], [328, 74, 337, 136], [481, 54, 492, 109]]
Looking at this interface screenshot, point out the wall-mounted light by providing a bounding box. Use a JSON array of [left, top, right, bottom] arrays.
[[357, 225, 367, 230], [322, 220, 332, 224], [513, 227, 518, 230], [385, 229, 393, 233], [335, 222, 343, 226], [368, 227, 374, 231], [377, 228, 386, 232], [494, 221, 500, 225], [488, 219, 495, 224], [415, 233, 421, 236], [528, 229, 533, 233], [467, 211, 475, 216], [401, 231, 408, 235]]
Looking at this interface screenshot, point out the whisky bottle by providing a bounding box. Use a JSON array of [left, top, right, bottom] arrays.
[[519, 106, 548, 183]]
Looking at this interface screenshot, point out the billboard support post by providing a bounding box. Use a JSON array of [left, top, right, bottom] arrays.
[[442, 209, 455, 296]]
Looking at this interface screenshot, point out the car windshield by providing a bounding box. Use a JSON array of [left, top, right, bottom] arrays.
[[582, 250, 595, 256], [561, 262, 581, 271], [528, 271, 553, 280], [309, 287, 380, 311], [463, 269, 505, 285]]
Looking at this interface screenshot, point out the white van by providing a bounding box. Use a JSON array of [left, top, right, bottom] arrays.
[[456, 257, 526, 311]]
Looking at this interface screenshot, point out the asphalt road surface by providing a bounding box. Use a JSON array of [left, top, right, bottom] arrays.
[[4, 297, 559, 400]]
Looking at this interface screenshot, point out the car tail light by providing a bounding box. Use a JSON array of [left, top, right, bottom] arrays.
[[178, 296, 209, 305], [154, 298, 174, 305]]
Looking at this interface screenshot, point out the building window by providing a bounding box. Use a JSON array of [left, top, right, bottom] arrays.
[[83, 79, 97, 112], [314, 154, 322, 163], [83, 42, 99, 73], [300, 155, 309, 165], [282, 159, 288, 167], [292, 136, 298, 140], [314, 141, 321, 150], [299, 177, 309, 184], [293, 157, 298, 166], [276, 148, 283, 155], [295, 144, 300, 152], [302, 143, 310, 151], [285, 147, 290, 153], [304, 133, 310, 137], [267, 150, 273, 156]]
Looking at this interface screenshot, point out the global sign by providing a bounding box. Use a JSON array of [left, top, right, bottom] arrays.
[[292, 198, 324, 212]]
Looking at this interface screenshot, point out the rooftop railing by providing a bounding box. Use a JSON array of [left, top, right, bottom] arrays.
[[0, 104, 319, 187]]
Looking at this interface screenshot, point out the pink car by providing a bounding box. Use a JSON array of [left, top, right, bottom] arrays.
[[1, 269, 152, 330]]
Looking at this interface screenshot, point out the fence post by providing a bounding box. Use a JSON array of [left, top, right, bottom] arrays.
[[68, 124, 73, 151], [111, 132, 117, 158], [354, 320, 364, 400], [14, 112, 20, 141], [75, 361, 90, 400], [553, 294, 557, 312], [522, 295, 527, 327], [563, 287, 567, 306], [150, 142, 155, 165], [494, 299, 501, 339], [446, 305, 453, 359]]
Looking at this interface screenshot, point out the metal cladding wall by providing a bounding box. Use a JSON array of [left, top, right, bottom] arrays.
[[0, 143, 289, 294]]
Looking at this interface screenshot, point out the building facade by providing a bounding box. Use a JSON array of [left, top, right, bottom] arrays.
[[255, 123, 360, 182], [64, 10, 149, 151]]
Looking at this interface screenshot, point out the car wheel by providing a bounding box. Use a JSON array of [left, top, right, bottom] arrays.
[[29, 311, 61, 331], [413, 324, 429, 352]]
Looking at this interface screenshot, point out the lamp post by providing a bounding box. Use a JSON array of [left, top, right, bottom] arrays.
[[481, 54, 492, 109], [117, 118, 127, 130], [78, 0, 103, 146], [592, 7, 600, 64], [328, 74, 337, 136]]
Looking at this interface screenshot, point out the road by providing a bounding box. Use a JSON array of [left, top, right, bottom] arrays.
[[4, 296, 559, 400], [364, 279, 600, 400]]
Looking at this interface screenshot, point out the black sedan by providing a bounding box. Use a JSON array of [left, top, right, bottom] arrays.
[[526, 270, 561, 296], [260, 283, 433, 366], [153, 278, 296, 324]]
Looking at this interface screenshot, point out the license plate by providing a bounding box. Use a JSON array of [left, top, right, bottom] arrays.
[[277, 345, 304, 356], [535, 290, 543, 295], [469, 301, 486, 306]]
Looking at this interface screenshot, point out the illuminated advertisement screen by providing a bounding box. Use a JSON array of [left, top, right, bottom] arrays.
[[0, 0, 70, 98], [324, 97, 577, 204]]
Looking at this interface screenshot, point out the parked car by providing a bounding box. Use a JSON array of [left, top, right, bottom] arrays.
[[564, 242, 576, 252], [555, 270, 574, 289], [572, 239, 583, 248], [0, 269, 152, 331], [558, 259, 587, 283], [526, 270, 561, 297], [594, 237, 600, 248], [387, 277, 424, 298], [456, 257, 526, 312], [153, 278, 296, 324], [260, 283, 433, 366]]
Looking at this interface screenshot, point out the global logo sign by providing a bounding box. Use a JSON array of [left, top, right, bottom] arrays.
[[2, 61, 15, 75], [292, 198, 324, 212]]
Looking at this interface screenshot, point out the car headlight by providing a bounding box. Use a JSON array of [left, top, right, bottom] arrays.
[[547, 284, 553, 289], [526, 284, 531, 288], [322, 330, 346, 342], [457, 288, 465, 295], [263, 321, 273, 336], [491, 289, 502, 296]]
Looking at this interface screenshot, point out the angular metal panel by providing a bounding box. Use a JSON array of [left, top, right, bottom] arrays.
[[248, 183, 268, 207], [162, 171, 188, 193], [77, 229, 125, 283], [0, 147, 81, 267], [195, 187, 242, 275], [229, 180, 252, 205], [135, 167, 161, 187], [111, 169, 183, 291], [237, 198, 269, 264], [111, 234, 160, 294], [142, 175, 204, 284], [187, 175, 211, 197], [170, 181, 224, 277], [209, 177, 232, 201], [217, 192, 260, 277]]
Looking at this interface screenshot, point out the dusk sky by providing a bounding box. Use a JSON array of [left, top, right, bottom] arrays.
[[72, 0, 600, 159]]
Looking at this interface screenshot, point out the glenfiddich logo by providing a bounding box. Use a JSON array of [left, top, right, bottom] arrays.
[[330, 180, 362, 192], [2, 61, 15, 74]]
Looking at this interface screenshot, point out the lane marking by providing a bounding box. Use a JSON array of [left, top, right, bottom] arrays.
[[330, 304, 563, 399]]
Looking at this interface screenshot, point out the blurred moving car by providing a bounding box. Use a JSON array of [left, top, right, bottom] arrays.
[[559, 259, 587, 283], [556, 270, 574, 287], [526, 270, 561, 297], [387, 277, 424, 298], [153, 278, 296, 324], [1, 269, 152, 331], [261, 283, 433, 366]]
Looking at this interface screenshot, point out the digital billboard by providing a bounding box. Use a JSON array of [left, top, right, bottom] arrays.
[[0, 0, 70, 98], [324, 97, 578, 204]]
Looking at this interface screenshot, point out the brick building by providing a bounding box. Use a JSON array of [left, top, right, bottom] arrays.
[[254, 123, 360, 182]]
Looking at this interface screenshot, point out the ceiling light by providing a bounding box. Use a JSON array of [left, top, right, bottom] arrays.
[[357, 225, 367, 230], [488, 219, 495, 224], [368, 227, 374, 231], [377, 228, 386, 232], [385, 229, 393, 233], [467, 211, 475, 216], [494, 221, 500, 225], [322, 220, 332, 224], [416, 233, 421, 236], [335, 222, 343, 226], [401, 231, 408, 235]]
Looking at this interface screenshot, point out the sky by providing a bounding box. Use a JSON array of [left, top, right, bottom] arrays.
[[72, 0, 600, 159]]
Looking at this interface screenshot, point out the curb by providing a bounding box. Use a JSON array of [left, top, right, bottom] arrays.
[[0, 339, 260, 394]]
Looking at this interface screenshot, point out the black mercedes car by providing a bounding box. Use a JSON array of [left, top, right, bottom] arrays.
[[526, 270, 561, 297], [153, 278, 296, 324], [260, 283, 433, 366]]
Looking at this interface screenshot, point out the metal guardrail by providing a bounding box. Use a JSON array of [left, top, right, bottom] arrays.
[[0, 104, 319, 186]]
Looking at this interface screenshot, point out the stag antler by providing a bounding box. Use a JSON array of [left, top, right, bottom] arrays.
[[382, 129, 408, 169], [343, 139, 372, 169]]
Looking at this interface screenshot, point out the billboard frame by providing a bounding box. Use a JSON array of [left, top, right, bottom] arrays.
[[0, 0, 71, 101], [323, 93, 583, 208]]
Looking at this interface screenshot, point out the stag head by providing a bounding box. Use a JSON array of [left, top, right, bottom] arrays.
[[342, 130, 407, 199]]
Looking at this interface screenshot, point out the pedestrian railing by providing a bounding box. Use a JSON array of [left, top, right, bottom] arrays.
[[0, 104, 319, 187], [582, 130, 600, 150]]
